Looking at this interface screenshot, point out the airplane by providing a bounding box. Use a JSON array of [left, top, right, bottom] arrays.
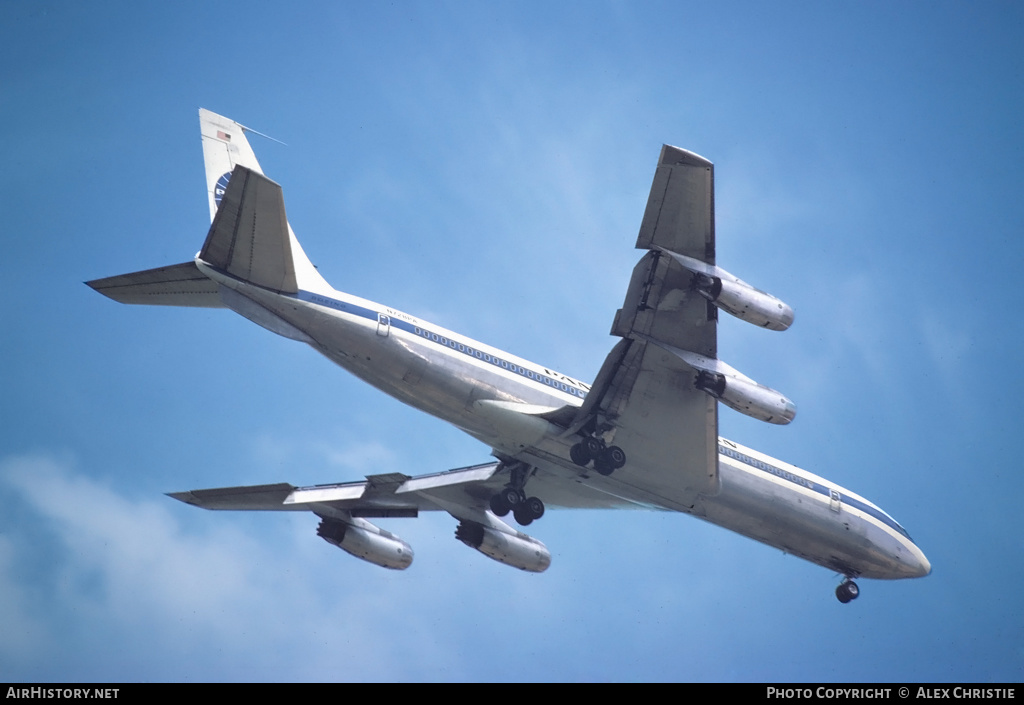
[[87, 109, 931, 603]]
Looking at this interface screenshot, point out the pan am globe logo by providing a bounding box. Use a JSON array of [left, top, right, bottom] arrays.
[[214, 172, 232, 208]]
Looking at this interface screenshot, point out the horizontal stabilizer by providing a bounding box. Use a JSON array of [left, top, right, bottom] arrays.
[[86, 261, 224, 308], [199, 165, 298, 294]]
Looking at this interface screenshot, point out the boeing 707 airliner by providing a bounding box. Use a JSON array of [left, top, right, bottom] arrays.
[[87, 110, 930, 603]]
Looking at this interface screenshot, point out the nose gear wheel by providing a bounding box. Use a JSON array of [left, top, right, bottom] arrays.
[[835, 579, 860, 604]]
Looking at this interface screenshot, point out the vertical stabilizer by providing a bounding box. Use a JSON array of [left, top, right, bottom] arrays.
[[198, 109, 331, 295], [200, 109, 266, 222]]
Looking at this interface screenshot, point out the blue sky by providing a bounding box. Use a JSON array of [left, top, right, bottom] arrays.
[[2, 1, 1022, 682]]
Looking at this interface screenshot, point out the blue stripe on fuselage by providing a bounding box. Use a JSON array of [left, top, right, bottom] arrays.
[[718, 442, 913, 542], [295, 290, 588, 399]]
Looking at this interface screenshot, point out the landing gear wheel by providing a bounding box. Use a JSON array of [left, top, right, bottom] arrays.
[[835, 580, 860, 604], [572, 436, 620, 470], [525, 496, 545, 520], [513, 505, 534, 526], [489, 492, 511, 517], [603, 445, 626, 470], [570, 443, 590, 467], [583, 436, 605, 459], [501, 486, 524, 507], [593, 446, 626, 476]]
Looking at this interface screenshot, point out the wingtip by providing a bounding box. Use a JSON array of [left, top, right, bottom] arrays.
[[166, 491, 198, 505], [84, 278, 106, 296], [660, 145, 713, 169]]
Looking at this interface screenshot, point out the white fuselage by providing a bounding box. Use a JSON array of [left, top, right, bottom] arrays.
[[201, 260, 931, 582]]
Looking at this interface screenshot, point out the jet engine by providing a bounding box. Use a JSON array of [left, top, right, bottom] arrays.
[[658, 248, 794, 331], [660, 345, 797, 425], [317, 517, 413, 570], [692, 273, 794, 331], [695, 370, 796, 425], [455, 521, 551, 573]]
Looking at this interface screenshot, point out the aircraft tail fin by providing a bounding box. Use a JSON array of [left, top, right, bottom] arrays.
[[199, 109, 267, 222], [199, 110, 331, 295], [87, 111, 332, 307]]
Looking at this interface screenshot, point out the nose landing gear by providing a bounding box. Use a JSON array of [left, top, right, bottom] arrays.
[[835, 579, 860, 604]]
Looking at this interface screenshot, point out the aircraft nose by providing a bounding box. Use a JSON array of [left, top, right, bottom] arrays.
[[906, 546, 931, 578]]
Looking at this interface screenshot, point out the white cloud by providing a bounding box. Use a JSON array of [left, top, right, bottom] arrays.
[[0, 454, 470, 681], [5, 456, 254, 629]]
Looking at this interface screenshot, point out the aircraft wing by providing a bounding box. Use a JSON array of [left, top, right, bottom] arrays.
[[566, 146, 720, 508], [169, 461, 640, 517], [635, 145, 715, 261]]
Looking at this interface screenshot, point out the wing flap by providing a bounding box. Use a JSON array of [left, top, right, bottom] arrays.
[[284, 483, 366, 505], [397, 463, 500, 493]]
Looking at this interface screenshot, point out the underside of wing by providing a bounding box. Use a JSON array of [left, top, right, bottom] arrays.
[[568, 337, 719, 510], [168, 482, 300, 510], [635, 145, 715, 261], [611, 247, 717, 357], [168, 462, 636, 574], [169, 460, 639, 517], [605, 340, 718, 502], [566, 145, 721, 508]]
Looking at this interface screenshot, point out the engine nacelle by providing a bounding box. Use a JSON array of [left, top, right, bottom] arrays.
[[693, 273, 794, 331], [317, 518, 413, 570], [455, 521, 551, 573], [695, 370, 796, 425], [658, 248, 794, 331]]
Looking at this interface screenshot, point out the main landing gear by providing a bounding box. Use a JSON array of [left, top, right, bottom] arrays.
[[570, 436, 626, 476], [489, 462, 545, 526], [835, 578, 860, 604], [489, 487, 544, 526]]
